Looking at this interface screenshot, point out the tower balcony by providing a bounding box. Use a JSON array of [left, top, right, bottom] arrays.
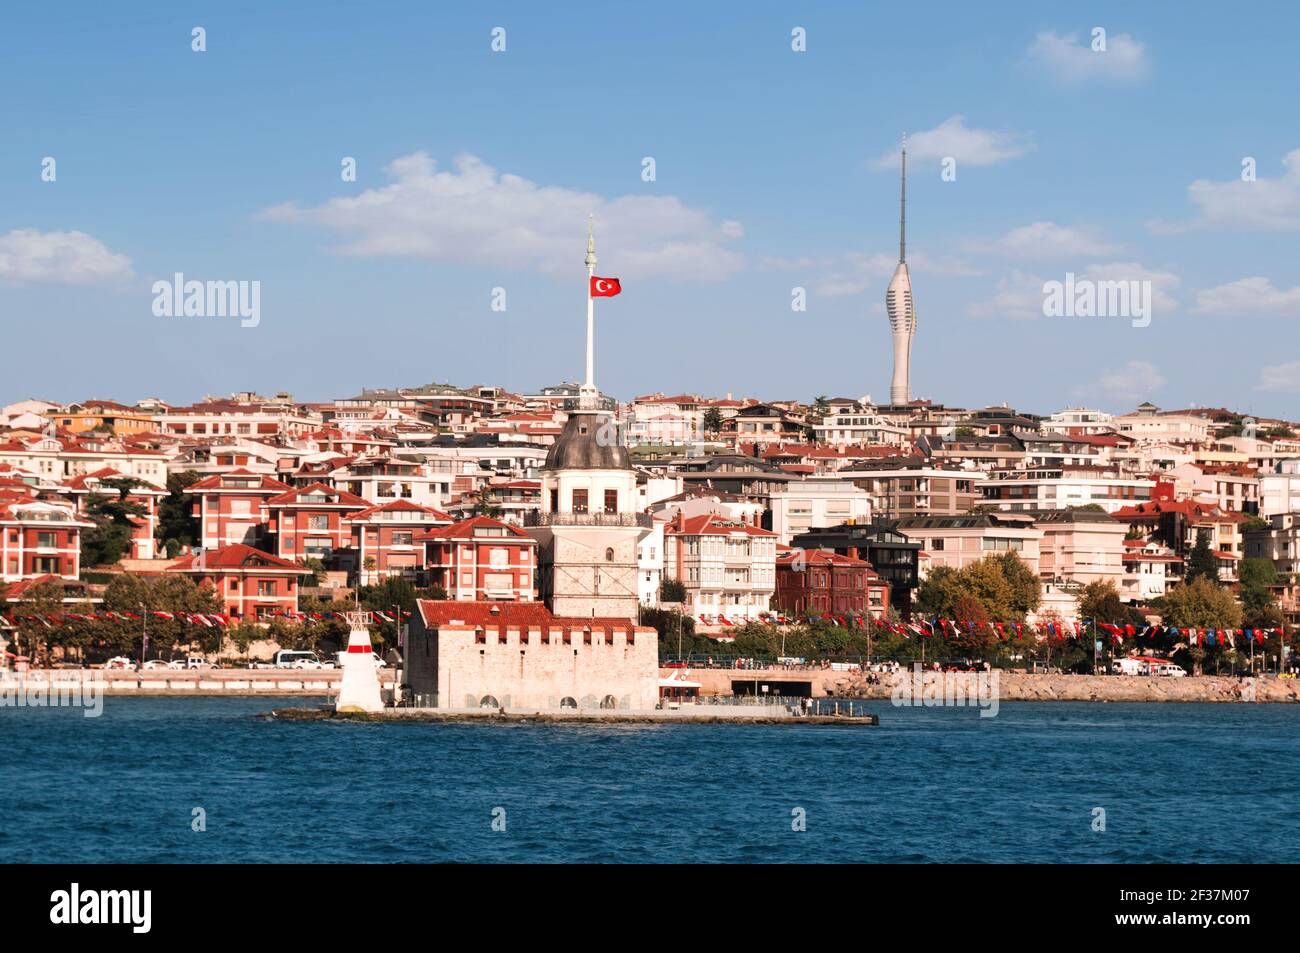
[[524, 512, 652, 529]]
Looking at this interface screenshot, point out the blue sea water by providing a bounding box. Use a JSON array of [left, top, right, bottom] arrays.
[[1, 697, 1296, 863]]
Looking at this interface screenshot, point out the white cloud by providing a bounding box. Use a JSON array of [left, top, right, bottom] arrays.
[[1258, 361, 1300, 393], [970, 221, 1121, 260], [0, 229, 132, 284], [1089, 360, 1166, 404], [870, 116, 1029, 170], [967, 270, 1048, 320], [1192, 276, 1300, 316], [1152, 149, 1300, 233], [263, 152, 745, 282], [1027, 30, 1149, 85], [763, 250, 983, 298], [968, 262, 1180, 320]]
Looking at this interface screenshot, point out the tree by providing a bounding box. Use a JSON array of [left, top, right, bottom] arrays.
[[158, 470, 202, 552], [1184, 530, 1218, 585], [659, 578, 686, 603], [1158, 576, 1242, 630], [1078, 579, 1145, 626], [811, 396, 831, 418], [702, 407, 723, 437], [81, 477, 148, 567], [1238, 557, 1278, 626]]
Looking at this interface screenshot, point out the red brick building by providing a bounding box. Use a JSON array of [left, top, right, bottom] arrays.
[[165, 543, 309, 619], [264, 482, 369, 563], [344, 499, 452, 583], [774, 547, 890, 620], [1, 499, 95, 583], [419, 516, 538, 602], [190, 469, 291, 550]]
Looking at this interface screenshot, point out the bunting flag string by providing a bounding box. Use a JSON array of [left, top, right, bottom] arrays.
[[0, 608, 415, 628]]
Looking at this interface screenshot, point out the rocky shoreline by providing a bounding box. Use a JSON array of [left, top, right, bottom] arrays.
[[859, 672, 1300, 703]]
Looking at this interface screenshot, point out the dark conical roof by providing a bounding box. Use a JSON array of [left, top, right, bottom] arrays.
[[544, 411, 631, 470]]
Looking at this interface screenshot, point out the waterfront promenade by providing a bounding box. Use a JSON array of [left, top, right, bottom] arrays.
[[0, 668, 392, 696], [677, 666, 1300, 703]]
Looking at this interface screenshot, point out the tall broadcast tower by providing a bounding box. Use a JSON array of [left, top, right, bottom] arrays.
[[886, 133, 916, 405]]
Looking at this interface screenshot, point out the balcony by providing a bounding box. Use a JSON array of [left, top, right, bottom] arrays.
[[524, 512, 652, 529]]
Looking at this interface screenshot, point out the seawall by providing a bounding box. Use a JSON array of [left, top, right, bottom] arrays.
[[676, 667, 1300, 703]]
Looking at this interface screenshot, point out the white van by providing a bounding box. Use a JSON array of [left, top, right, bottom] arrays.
[[1151, 663, 1187, 678], [1111, 657, 1148, 676], [273, 650, 329, 669]]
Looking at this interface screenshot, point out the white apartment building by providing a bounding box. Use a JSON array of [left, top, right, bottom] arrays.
[[1113, 405, 1210, 445], [637, 516, 667, 606], [663, 513, 777, 622], [768, 477, 872, 545], [1042, 407, 1115, 435], [895, 513, 1044, 575], [1120, 539, 1181, 603], [1258, 460, 1300, 517], [980, 468, 1153, 514], [811, 408, 910, 447]]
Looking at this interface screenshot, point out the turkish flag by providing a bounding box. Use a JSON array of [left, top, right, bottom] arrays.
[[590, 276, 622, 297]]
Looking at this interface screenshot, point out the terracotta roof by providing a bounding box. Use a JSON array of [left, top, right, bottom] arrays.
[[348, 499, 452, 521], [189, 470, 292, 492], [416, 515, 532, 541], [264, 482, 370, 508], [166, 543, 307, 573], [416, 600, 646, 630], [665, 514, 776, 537]]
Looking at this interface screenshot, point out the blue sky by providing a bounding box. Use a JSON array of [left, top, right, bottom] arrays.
[[4, 1, 1300, 417]]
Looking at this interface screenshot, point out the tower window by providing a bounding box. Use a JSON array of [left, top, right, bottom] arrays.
[[604, 489, 617, 513], [572, 489, 588, 514], [605, 547, 614, 562]]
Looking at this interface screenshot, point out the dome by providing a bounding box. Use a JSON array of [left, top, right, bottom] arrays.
[[544, 411, 630, 470]]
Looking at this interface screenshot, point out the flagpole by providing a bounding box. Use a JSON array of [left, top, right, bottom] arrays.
[[582, 215, 597, 408]]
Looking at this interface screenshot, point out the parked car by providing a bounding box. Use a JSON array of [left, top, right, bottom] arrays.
[[140, 659, 170, 670], [272, 650, 326, 669], [1152, 663, 1187, 677], [104, 656, 133, 670]]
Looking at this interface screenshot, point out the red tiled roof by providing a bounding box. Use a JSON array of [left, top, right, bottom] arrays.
[[189, 470, 292, 492], [665, 514, 776, 537], [348, 499, 452, 522], [416, 515, 532, 541], [416, 600, 645, 630], [264, 482, 370, 508], [166, 543, 307, 573]]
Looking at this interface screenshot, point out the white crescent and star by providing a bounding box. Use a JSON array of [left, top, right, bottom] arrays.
[[594, 279, 613, 293]]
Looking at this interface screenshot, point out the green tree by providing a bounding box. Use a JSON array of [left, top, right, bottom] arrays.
[[1078, 579, 1145, 626], [1184, 530, 1218, 585], [158, 470, 202, 552], [701, 407, 723, 436], [1238, 557, 1278, 626], [81, 477, 148, 567], [659, 578, 687, 603], [811, 395, 831, 418]]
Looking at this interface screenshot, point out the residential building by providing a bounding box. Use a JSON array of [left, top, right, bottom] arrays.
[[421, 515, 538, 601], [895, 512, 1043, 575], [663, 512, 777, 623], [840, 465, 985, 518], [774, 548, 890, 619], [791, 522, 921, 617], [165, 543, 309, 619], [768, 476, 872, 545], [1033, 508, 1128, 588], [189, 469, 291, 551], [0, 499, 94, 582], [264, 482, 370, 563], [347, 499, 453, 584]]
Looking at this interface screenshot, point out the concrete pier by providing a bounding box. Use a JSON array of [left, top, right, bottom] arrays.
[[0, 669, 394, 696]]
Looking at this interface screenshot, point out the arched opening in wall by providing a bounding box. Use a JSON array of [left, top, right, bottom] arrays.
[[605, 547, 614, 562], [560, 696, 577, 709], [479, 695, 500, 709], [600, 694, 618, 710]]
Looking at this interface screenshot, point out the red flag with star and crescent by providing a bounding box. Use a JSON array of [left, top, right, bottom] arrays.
[[590, 276, 622, 297]]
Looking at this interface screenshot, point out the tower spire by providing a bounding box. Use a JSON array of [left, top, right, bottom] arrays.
[[899, 131, 907, 264]]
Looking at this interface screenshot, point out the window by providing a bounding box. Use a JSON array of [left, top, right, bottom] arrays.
[[392, 531, 414, 546], [36, 531, 58, 548], [306, 515, 329, 530], [605, 547, 615, 562], [604, 489, 618, 513], [572, 489, 588, 514], [258, 581, 276, 596]]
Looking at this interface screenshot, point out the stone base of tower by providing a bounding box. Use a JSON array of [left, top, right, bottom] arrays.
[[406, 601, 658, 711]]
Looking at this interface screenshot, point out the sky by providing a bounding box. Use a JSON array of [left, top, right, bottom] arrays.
[[3, 1, 1300, 417]]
